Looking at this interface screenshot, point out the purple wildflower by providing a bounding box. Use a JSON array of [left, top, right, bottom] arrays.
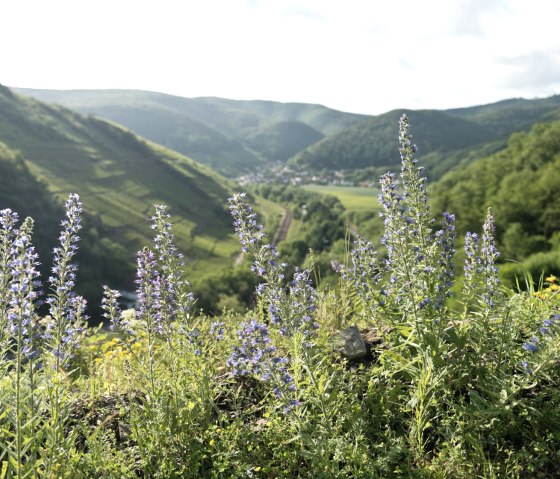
[[150, 205, 194, 329], [228, 318, 295, 406], [481, 208, 501, 310], [46, 193, 87, 369], [135, 247, 163, 335], [8, 217, 42, 360]]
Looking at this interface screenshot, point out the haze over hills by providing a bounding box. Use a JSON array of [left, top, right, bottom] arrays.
[[16, 87, 560, 182], [14, 88, 368, 177], [0, 84, 250, 310]]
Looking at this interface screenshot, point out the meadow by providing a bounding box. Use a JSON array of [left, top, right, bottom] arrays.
[[1, 115, 559, 478], [301, 185, 380, 214]]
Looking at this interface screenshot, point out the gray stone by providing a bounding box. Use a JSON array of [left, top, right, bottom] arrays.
[[336, 325, 367, 360]]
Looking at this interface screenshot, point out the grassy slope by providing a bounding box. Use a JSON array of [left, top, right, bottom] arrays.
[[0, 85, 242, 278]]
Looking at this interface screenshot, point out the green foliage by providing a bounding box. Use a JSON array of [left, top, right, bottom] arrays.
[[2, 105, 560, 478], [431, 120, 560, 284], [292, 96, 560, 178]]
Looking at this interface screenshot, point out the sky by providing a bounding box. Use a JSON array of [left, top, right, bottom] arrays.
[[2, 0, 560, 115]]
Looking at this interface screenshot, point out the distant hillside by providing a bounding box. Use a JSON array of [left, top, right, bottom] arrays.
[[0, 84, 247, 312], [292, 96, 560, 178], [0, 138, 134, 316], [13, 88, 368, 176], [16, 87, 560, 183], [243, 120, 324, 160]]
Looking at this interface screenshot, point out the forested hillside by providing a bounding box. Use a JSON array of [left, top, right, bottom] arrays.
[[17, 88, 560, 184], [431, 120, 560, 280], [293, 96, 560, 178]]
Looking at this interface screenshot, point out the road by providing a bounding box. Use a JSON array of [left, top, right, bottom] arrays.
[[234, 205, 292, 266], [271, 206, 292, 246]]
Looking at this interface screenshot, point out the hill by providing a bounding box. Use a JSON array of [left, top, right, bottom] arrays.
[[0, 84, 250, 313], [13, 88, 368, 176], [17, 88, 560, 182], [292, 96, 560, 178], [243, 120, 324, 160]]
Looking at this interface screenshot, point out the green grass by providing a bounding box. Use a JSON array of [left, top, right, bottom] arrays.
[[302, 184, 380, 213]]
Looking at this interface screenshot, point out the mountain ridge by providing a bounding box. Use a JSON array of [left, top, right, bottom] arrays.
[[15, 86, 560, 180]]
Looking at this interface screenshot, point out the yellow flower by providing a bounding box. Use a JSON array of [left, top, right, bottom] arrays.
[[545, 274, 558, 284]]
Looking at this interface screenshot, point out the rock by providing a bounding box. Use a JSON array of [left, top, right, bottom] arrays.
[[118, 421, 132, 442], [336, 325, 367, 360]]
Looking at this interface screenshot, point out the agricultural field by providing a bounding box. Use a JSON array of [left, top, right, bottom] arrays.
[[302, 184, 380, 213]]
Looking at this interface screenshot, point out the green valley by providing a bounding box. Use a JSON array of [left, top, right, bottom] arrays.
[[14, 88, 368, 177], [0, 84, 283, 315]]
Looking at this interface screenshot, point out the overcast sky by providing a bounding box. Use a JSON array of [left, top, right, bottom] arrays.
[[2, 0, 560, 115]]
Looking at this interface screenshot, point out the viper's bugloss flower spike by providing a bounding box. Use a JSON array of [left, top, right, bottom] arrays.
[[481, 207, 501, 310], [9, 217, 42, 359], [102, 286, 125, 334], [47, 193, 87, 368], [229, 193, 317, 337], [434, 212, 457, 309], [150, 205, 194, 328], [463, 232, 481, 293], [1, 208, 19, 346], [399, 114, 433, 248], [286, 267, 319, 338], [135, 246, 163, 335]]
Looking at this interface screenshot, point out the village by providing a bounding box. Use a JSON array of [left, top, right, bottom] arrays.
[[236, 161, 358, 187]]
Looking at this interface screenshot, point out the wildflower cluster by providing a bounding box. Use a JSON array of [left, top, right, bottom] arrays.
[[111, 206, 195, 346], [521, 311, 560, 373], [339, 114, 459, 340], [534, 274, 559, 301], [228, 193, 318, 338], [228, 319, 296, 404], [522, 312, 560, 354], [229, 193, 321, 411]]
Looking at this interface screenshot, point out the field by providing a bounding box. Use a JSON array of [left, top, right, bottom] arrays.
[[302, 184, 380, 213]]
